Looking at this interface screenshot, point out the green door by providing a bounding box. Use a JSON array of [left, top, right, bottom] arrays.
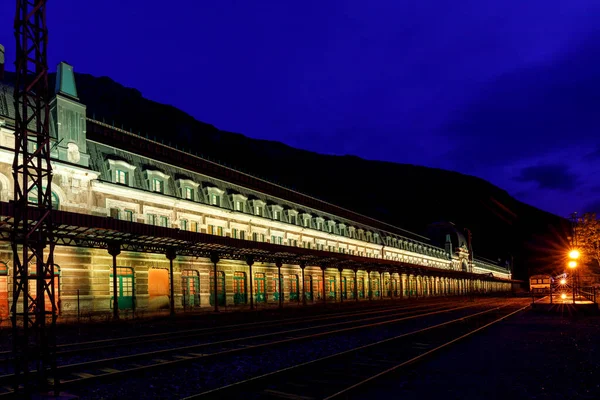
[[110, 267, 134, 310], [255, 273, 266, 302], [289, 275, 299, 301], [272, 275, 281, 301], [358, 277, 365, 298], [341, 277, 347, 300], [328, 276, 336, 300], [233, 272, 247, 304], [182, 271, 200, 307], [304, 275, 313, 301], [349, 278, 355, 299], [210, 271, 226, 306]]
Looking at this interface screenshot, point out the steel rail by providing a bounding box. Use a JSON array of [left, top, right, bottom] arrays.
[[0, 299, 459, 363], [0, 299, 500, 395], [182, 300, 528, 399]]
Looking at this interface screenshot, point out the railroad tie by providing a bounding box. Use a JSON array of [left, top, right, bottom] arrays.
[[173, 355, 193, 360], [100, 368, 121, 373], [74, 372, 96, 379]]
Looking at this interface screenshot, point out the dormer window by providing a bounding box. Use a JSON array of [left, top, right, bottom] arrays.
[[339, 224, 346, 237], [250, 199, 266, 217], [204, 186, 225, 207], [327, 220, 336, 234], [145, 170, 170, 195], [177, 179, 199, 202], [108, 159, 136, 187], [301, 213, 311, 227], [269, 205, 284, 221], [285, 209, 299, 225], [348, 226, 356, 239], [229, 193, 247, 212], [116, 170, 128, 185], [152, 178, 164, 193], [314, 217, 325, 231]]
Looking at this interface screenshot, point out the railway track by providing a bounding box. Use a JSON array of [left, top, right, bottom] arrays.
[[182, 299, 530, 399], [0, 299, 499, 396], [0, 299, 461, 367]]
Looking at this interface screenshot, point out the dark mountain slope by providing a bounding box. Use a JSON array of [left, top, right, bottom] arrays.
[[4, 71, 568, 281]]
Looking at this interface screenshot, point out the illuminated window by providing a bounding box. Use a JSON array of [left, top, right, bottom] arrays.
[[208, 225, 215, 235], [273, 210, 280, 220], [217, 226, 224, 236], [116, 170, 128, 185], [153, 179, 163, 193], [190, 221, 198, 232], [255, 206, 262, 216], [235, 201, 243, 211], [271, 235, 282, 245], [211, 194, 221, 207], [124, 209, 134, 222], [184, 187, 194, 201]]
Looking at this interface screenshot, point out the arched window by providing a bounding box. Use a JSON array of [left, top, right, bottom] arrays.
[[27, 186, 60, 210]]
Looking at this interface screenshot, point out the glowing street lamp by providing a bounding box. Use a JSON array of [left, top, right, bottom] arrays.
[[561, 293, 567, 299], [569, 250, 580, 260], [568, 261, 577, 268], [560, 278, 566, 285]]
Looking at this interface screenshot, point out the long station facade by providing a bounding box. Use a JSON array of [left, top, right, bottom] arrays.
[[0, 62, 513, 319]]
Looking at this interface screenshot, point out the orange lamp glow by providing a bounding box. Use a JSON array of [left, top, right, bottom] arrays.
[[560, 278, 566, 285], [569, 250, 580, 260], [568, 261, 577, 268], [561, 293, 567, 299]]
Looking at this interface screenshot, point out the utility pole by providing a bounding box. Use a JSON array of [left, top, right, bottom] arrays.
[[12, 0, 58, 396]]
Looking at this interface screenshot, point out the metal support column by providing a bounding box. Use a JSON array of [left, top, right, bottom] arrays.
[[368, 270, 373, 301], [246, 256, 254, 310], [354, 269, 358, 302], [166, 248, 176, 317], [276, 260, 283, 309], [400, 274, 404, 299], [11, 0, 58, 395], [210, 252, 220, 312], [338, 268, 343, 303], [321, 266, 326, 305], [301, 262, 306, 306], [108, 243, 121, 320]]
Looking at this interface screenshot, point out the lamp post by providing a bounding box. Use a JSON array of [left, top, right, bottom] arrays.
[[568, 250, 580, 304]]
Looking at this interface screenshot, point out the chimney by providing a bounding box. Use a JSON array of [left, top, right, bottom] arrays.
[[0, 44, 4, 80]]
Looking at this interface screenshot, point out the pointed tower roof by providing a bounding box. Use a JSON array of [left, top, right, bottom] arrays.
[[55, 62, 78, 99]]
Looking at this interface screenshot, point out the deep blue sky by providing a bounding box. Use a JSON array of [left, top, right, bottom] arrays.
[[2, 0, 600, 218]]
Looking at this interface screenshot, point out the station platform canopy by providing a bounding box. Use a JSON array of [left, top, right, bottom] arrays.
[[0, 201, 519, 283]]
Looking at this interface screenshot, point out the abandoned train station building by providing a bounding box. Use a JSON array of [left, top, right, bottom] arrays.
[[0, 62, 514, 319]]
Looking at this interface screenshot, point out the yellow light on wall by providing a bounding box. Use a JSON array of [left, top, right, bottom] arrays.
[[569, 250, 580, 260], [568, 261, 577, 268]]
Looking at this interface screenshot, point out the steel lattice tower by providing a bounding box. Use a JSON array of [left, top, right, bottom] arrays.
[[12, 0, 58, 395]]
